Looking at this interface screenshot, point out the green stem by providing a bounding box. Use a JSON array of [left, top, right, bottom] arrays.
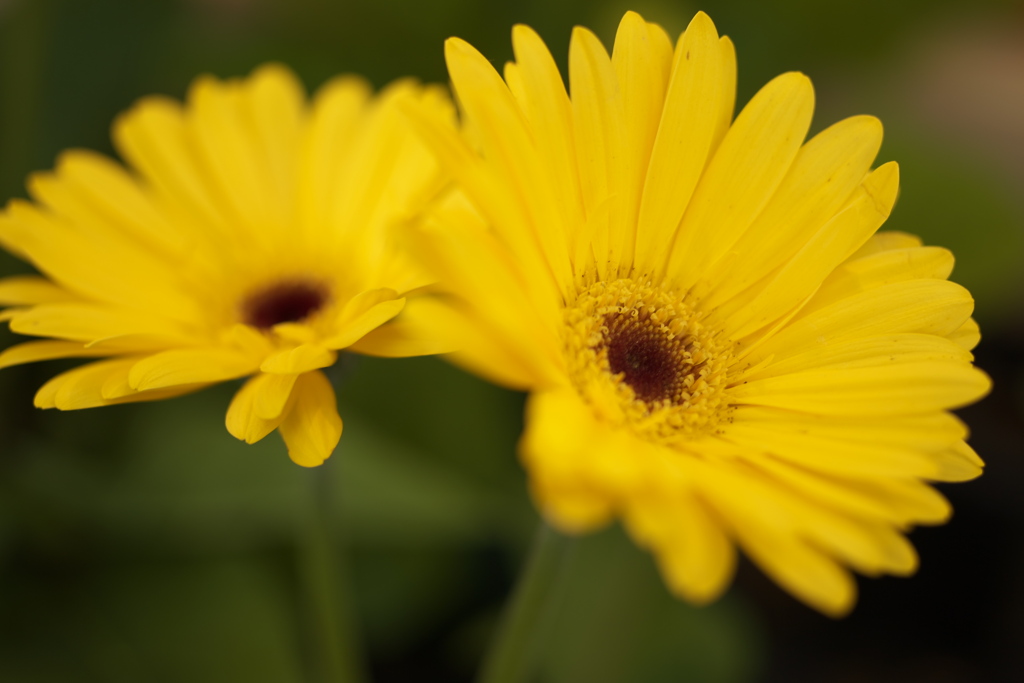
[[297, 467, 368, 683], [477, 522, 574, 683]]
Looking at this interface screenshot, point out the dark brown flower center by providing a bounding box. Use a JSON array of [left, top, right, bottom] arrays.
[[243, 281, 328, 329], [602, 312, 699, 405]]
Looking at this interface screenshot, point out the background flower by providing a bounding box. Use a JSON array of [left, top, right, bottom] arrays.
[[0, 63, 453, 467], [0, 0, 1020, 681]]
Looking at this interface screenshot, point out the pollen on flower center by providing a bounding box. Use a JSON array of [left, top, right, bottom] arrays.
[[603, 311, 703, 405], [564, 278, 735, 444], [243, 280, 329, 329]]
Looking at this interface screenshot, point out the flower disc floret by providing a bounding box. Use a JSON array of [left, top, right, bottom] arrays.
[[564, 276, 734, 444]]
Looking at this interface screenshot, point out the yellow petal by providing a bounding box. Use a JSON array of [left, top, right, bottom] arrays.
[[705, 458, 920, 579], [445, 36, 574, 293], [627, 491, 736, 605], [322, 298, 405, 350], [36, 150, 184, 254], [260, 344, 336, 374], [254, 372, 299, 420], [0, 276, 79, 305], [279, 370, 342, 467], [711, 35, 737, 150], [298, 75, 371, 242], [35, 357, 205, 410], [948, 317, 981, 351], [696, 463, 857, 616], [243, 64, 304, 227], [0, 202, 198, 320], [324, 80, 447, 268], [668, 71, 815, 290], [129, 347, 259, 391], [0, 340, 112, 370], [733, 361, 991, 415], [724, 408, 967, 479], [751, 279, 975, 363], [348, 295, 459, 358], [702, 115, 884, 306], [113, 96, 229, 233], [847, 230, 922, 260], [734, 407, 969, 451], [188, 75, 277, 244], [226, 373, 286, 444], [634, 11, 725, 274], [808, 245, 955, 317], [610, 13, 675, 266], [748, 333, 973, 379], [433, 300, 544, 391], [747, 453, 952, 526], [569, 25, 626, 279], [409, 208, 565, 386], [725, 162, 900, 338], [521, 387, 617, 532], [510, 23, 586, 252], [930, 440, 984, 482], [9, 302, 190, 343]]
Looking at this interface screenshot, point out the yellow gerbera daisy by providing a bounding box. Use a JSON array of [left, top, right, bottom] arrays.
[[407, 11, 991, 615], [0, 64, 453, 467]]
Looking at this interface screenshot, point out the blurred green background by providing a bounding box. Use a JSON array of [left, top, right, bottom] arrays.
[[0, 0, 1022, 681]]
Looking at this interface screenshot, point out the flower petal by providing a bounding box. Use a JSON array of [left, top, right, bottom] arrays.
[[129, 347, 260, 391], [279, 370, 342, 467], [668, 71, 815, 290], [634, 11, 726, 274], [35, 357, 205, 410], [625, 489, 736, 605], [226, 373, 286, 444], [725, 161, 900, 338], [347, 295, 459, 358], [260, 344, 336, 374], [0, 276, 79, 305], [750, 279, 975, 364], [702, 115, 884, 306], [254, 372, 299, 420], [0, 340, 113, 370], [9, 302, 191, 344], [322, 298, 405, 350], [732, 361, 991, 415]]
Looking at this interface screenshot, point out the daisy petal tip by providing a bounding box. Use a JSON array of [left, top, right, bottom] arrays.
[[511, 22, 539, 45], [251, 61, 296, 83], [33, 391, 55, 410], [445, 36, 480, 62], [859, 160, 901, 213], [570, 24, 600, 47], [970, 367, 994, 402], [821, 592, 857, 620], [662, 567, 731, 607], [687, 10, 719, 36], [225, 414, 270, 446], [287, 448, 330, 468], [618, 10, 647, 29], [857, 113, 884, 132], [890, 551, 920, 578], [784, 70, 814, 96], [878, 160, 901, 187]]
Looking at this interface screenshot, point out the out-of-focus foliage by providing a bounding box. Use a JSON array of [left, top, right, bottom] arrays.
[[1, 0, 1021, 681]]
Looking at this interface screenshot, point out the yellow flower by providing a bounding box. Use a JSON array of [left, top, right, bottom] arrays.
[[407, 11, 991, 615], [0, 64, 453, 467]]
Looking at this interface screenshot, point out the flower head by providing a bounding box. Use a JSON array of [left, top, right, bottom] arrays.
[[0, 64, 453, 467], [408, 12, 991, 615]]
